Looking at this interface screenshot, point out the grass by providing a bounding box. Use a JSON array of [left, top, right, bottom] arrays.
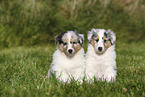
[[0, 43, 145, 97]]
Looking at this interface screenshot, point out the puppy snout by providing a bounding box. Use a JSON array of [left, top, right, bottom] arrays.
[[98, 47, 102, 51], [68, 49, 73, 54]]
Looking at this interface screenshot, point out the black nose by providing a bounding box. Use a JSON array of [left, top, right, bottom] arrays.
[[98, 47, 102, 51], [68, 49, 73, 54]]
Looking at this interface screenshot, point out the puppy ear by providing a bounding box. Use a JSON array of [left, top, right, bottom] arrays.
[[91, 28, 95, 32], [87, 28, 95, 42], [55, 32, 64, 44], [78, 34, 84, 45], [79, 34, 84, 41], [106, 29, 116, 44]]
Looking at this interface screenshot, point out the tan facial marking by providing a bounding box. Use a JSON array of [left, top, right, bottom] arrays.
[[104, 40, 112, 50], [103, 36, 106, 40], [64, 39, 68, 42], [90, 39, 96, 48], [97, 36, 99, 40], [58, 43, 69, 55], [58, 44, 64, 52], [73, 43, 82, 54], [103, 36, 111, 50]]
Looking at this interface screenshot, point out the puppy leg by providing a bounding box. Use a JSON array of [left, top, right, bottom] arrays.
[[102, 69, 116, 82], [55, 71, 70, 83], [85, 72, 95, 83], [73, 71, 84, 84]]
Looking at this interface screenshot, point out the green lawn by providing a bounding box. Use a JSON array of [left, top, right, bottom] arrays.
[[0, 43, 145, 97]]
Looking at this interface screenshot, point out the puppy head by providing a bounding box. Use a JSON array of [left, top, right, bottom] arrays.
[[55, 30, 84, 57], [88, 28, 116, 55]]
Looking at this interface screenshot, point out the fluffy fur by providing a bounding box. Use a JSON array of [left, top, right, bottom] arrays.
[[85, 28, 117, 82], [48, 31, 85, 83]]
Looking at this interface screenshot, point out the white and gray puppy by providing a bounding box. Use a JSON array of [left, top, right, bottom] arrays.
[[85, 28, 117, 82], [48, 30, 85, 83]]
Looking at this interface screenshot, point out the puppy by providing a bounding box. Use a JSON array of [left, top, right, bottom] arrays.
[[85, 28, 117, 82], [48, 30, 85, 83]]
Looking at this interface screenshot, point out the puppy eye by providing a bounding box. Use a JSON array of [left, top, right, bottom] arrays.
[[63, 42, 67, 46], [104, 40, 107, 43], [59, 40, 63, 44], [96, 39, 99, 42], [73, 42, 77, 44]]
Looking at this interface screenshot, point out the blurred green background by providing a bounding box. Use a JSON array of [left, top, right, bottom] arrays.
[[0, 0, 145, 47]]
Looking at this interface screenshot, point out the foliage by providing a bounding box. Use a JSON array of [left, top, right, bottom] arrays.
[[0, 0, 145, 47]]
